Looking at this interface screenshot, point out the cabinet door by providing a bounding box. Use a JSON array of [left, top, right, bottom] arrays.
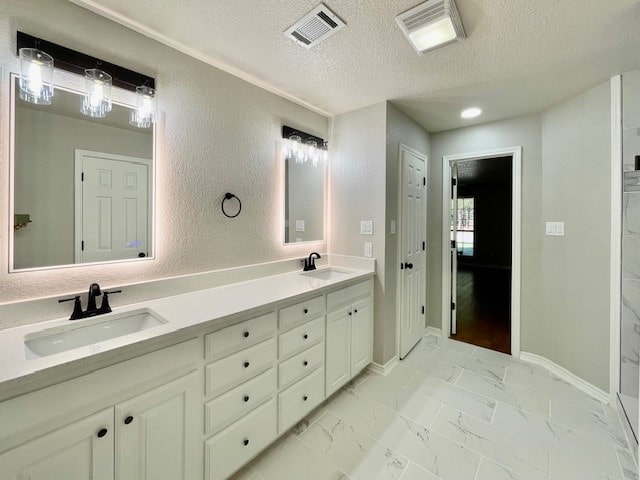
[[325, 308, 351, 397], [0, 408, 114, 480], [350, 297, 373, 376], [116, 371, 200, 480]]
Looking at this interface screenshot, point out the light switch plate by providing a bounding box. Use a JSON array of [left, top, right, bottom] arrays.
[[545, 222, 565, 236], [390, 220, 396, 235], [296, 220, 305, 232], [364, 242, 373, 258], [360, 220, 373, 235]]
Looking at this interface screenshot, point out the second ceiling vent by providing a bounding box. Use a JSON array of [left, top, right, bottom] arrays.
[[284, 3, 346, 48]]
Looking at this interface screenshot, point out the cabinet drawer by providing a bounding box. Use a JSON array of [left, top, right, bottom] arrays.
[[278, 342, 324, 389], [278, 316, 324, 359], [279, 295, 325, 330], [278, 367, 325, 433], [205, 338, 276, 397], [205, 369, 276, 435], [205, 312, 276, 360], [205, 399, 277, 480], [327, 280, 371, 311]]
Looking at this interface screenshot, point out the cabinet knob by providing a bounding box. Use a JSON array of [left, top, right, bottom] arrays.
[[97, 428, 108, 438], [243, 331, 250, 338], [303, 333, 309, 340], [303, 308, 308, 314], [348, 311, 352, 316], [243, 438, 250, 446], [303, 360, 308, 366], [303, 395, 309, 402], [244, 361, 250, 368], [244, 395, 250, 402], [124, 416, 134, 425], [354, 309, 358, 313]]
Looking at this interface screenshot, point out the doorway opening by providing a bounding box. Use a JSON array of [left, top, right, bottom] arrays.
[[441, 147, 522, 356]]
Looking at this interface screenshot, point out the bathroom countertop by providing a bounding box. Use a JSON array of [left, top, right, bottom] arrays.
[[0, 263, 374, 400]]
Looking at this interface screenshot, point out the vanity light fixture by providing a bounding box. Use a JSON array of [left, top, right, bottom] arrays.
[[18, 47, 54, 105], [461, 107, 482, 119], [81, 68, 112, 118], [396, 0, 466, 54], [16, 31, 156, 117], [282, 126, 328, 167], [130, 85, 156, 128]]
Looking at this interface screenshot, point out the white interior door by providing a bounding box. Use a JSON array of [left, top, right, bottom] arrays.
[[75, 150, 150, 263], [450, 163, 458, 335], [399, 147, 427, 359]]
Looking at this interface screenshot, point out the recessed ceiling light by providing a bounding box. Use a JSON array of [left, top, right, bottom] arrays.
[[461, 107, 482, 119], [396, 0, 466, 54]]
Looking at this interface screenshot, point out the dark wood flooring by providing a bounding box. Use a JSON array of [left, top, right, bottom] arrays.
[[450, 266, 511, 354]]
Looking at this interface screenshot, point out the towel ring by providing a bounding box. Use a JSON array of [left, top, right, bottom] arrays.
[[221, 192, 242, 218]]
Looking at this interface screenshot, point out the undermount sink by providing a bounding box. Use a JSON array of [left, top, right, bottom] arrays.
[[301, 268, 352, 281], [24, 308, 168, 359]]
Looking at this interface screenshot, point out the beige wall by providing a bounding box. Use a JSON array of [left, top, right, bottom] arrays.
[[0, 0, 328, 311], [428, 82, 612, 391]]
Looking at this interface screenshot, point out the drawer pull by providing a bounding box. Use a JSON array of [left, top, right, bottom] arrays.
[[303, 360, 308, 366], [244, 361, 250, 368], [243, 331, 250, 338], [303, 395, 309, 402], [243, 395, 250, 402], [243, 438, 250, 446], [124, 416, 134, 425], [303, 334, 309, 340], [97, 428, 108, 438], [303, 308, 308, 314]]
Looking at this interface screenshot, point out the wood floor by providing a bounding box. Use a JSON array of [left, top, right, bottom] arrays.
[[450, 266, 511, 354]]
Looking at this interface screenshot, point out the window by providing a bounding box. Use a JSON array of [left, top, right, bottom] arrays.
[[456, 197, 474, 256]]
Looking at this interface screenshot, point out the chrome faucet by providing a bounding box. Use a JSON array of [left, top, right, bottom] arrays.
[[303, 252, 321, 271], [58, 283, 122, 320]]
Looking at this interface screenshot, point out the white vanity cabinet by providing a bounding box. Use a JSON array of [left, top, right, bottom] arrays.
[[326, 280, 373, 397], [0, 408, 115, 480], [0, 340, 201, 480]]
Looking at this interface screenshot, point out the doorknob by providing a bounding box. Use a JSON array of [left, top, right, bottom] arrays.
[[404, 262, 413, 269]]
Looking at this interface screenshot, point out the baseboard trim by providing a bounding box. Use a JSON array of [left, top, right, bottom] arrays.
[[426, 327, 443, 337], [519, 352, 610, 404], [367, 356, 399, 376]]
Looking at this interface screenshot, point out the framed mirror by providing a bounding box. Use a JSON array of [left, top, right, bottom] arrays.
[[284, 154, 326, 244], [7, 71, 155, 271]]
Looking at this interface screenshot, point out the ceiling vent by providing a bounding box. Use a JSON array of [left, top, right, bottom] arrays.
[[396, 0, 466, 54], [284, 3, 346, 49]]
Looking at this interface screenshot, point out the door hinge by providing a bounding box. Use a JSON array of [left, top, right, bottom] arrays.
[[421, 305, 425, 315], [451, 240, 456, 249], [81, 240, 84, 251], [422, 241, 426, 251], [451, 302, 456, 310], [423, 177, 426, 186], [81, 172, 84, 182], [452, 178, 457, 186]]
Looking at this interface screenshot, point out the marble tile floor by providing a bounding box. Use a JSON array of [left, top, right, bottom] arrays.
[[231, 334, 638, 480]]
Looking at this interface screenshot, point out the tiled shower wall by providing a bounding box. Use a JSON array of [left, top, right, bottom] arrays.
[[621, 70, 640, 440]]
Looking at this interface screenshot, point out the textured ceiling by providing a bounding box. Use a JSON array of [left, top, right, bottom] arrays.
[[68, 0, 640, 132]]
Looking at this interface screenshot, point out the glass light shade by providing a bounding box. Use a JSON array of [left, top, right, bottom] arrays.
[[322, 148, 329, 164], [81, 69, 112, 118], [289, 135, 305, 164], [130, 86, 156, 128], [306, 140, 319, 167], [19, 48, 54, 105], [409, 17, 457, 52]]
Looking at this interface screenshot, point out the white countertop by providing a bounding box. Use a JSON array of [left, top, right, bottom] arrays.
[[0, 264, 374, 399]]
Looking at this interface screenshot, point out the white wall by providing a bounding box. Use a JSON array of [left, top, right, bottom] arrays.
[[0, 0, 328, 317], [330, 102, 387, 363], [429, 82, 612, 391]]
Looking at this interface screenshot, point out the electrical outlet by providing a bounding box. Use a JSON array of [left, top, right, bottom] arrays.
[[364, 242, 373, 258], [295, 220, 305, 232], [545, 222, 565, 236]]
